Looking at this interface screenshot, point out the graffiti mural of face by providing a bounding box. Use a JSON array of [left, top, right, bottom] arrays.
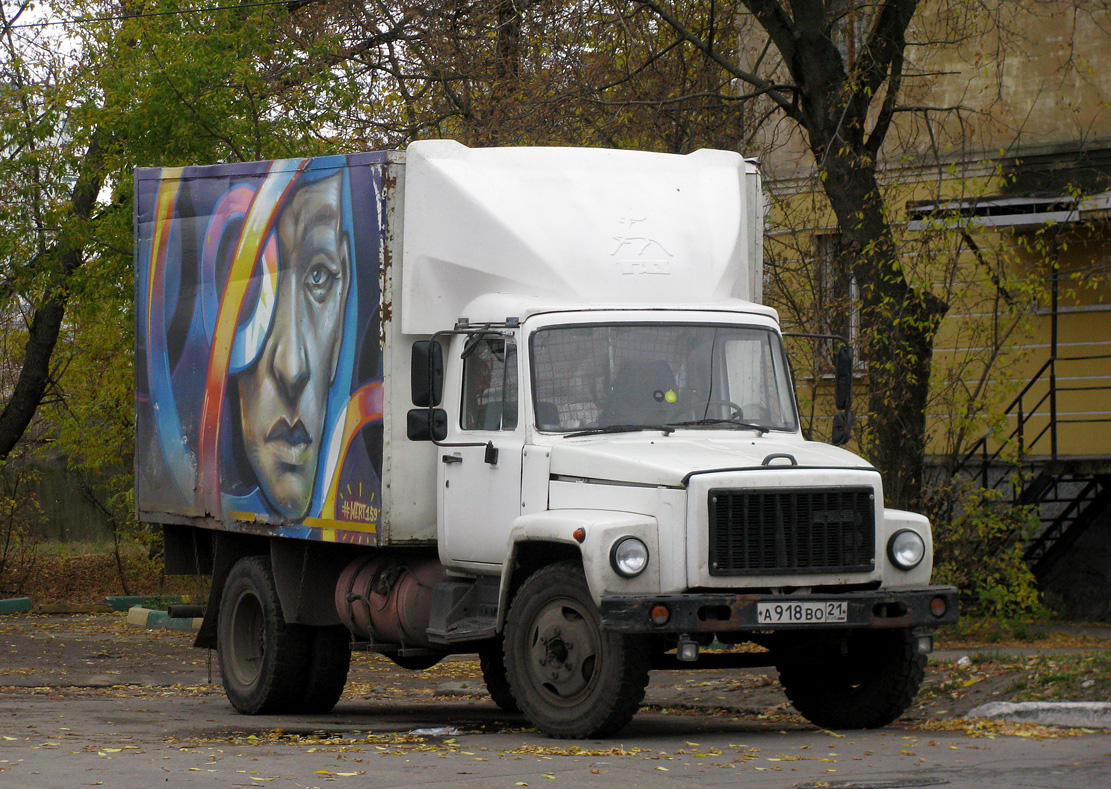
[[237, 173, 350, 519]]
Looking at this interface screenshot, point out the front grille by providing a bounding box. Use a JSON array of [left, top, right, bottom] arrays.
[[708, 487, 875, 576]]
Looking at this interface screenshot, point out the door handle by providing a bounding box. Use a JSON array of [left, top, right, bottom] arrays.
[[441, 454, 463, 464]]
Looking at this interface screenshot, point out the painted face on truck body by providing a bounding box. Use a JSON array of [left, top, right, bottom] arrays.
[[236, 173, 350, 519]]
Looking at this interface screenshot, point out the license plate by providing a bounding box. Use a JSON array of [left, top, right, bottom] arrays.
[[756, 601, 848, 625]]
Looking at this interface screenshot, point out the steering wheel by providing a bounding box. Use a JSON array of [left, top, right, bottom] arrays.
[[702, 399, 746, 421]]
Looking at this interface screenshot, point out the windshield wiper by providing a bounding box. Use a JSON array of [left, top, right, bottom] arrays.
[[565, 424, 676, 438], [667, 418, 767, 434]]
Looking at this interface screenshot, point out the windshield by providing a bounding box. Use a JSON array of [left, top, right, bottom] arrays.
[[530, 323, 798, 434]]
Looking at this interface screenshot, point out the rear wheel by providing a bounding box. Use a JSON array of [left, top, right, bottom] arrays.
[[295, 625, 351, 713], [218, 555, 309, 714], [504, 562, 650, 738], [776, 628, 926, 729]]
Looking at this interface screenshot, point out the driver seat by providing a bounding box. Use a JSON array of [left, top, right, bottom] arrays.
[[601, 360, 678, 426]]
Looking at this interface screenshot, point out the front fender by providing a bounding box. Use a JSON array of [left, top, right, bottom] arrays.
[[499, 509, 660, 625]]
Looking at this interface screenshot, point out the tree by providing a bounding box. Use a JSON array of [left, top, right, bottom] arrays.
[[0, 1, 105, 460], [0, 0, 361, 560], [629, 0, 948, 509], [628, 1, 1111, 517], [5, 0, 1105, 528]]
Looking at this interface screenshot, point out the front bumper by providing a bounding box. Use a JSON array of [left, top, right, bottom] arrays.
[[600, 585, 959, 633]]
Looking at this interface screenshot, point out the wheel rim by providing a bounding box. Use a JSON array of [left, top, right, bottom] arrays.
[[525, 596, 603, 705], [227, 589, 265, 687]]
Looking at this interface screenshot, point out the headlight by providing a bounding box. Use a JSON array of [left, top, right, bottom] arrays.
[[888, 529, 925, 570], [610, 537, 649, 578]]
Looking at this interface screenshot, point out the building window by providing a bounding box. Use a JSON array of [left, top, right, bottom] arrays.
[[816, 233, 860, 362]]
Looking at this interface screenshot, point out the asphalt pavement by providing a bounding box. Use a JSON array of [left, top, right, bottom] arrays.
[[2, 612, 1110, 788]]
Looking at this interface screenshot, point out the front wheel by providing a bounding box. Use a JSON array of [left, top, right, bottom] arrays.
[[479, 639, 520, 713], [504, 562, 650, 738], [775, 628, 927, 729]]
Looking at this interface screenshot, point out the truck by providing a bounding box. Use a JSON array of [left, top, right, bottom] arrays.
[[134, 140, 958, 739]]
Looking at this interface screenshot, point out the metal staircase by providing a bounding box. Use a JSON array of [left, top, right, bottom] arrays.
[[1019, 466, 1111, 575], [958, 354, 1111, 579]]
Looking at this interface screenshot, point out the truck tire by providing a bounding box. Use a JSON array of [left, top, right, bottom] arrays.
[[218, 555, 309, 715], [775, 628, 926, 729], [504, 562, 650, 738], [479, 640, 520, 713], [296, 625, 351, 714]]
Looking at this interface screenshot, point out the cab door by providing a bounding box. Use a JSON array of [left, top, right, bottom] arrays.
[[438, 334, 524, 567]]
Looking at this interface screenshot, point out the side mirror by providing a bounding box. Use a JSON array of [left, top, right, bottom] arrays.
[[831, 410, 852, 446], [834, 345, 853, 411], [407, 408, 447, 442], [411, 340, 444, 408]]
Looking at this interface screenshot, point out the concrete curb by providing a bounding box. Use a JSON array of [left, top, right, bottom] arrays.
[[126, 606, 203, 632], [34, 603, 113, 614], [968, 700, 1111, 729], [0, 597, 33, 615]]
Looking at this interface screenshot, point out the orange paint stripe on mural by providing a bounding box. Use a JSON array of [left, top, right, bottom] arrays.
[[196, 161, 306, 515], [146, 169, 183, 346], [320, 382, 384, 520]]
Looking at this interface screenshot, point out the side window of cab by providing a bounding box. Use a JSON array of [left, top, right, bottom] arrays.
[[461, 336, 518, 431]]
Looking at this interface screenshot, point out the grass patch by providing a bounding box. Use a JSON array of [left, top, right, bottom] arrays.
[[936, 617, 1111, 650], [1011, 653, 1111, 703], [917, 650, 1111, 713], [32, 540, 127, 558], [937, 617, 1042, 646], [1, 542, 207, 604]]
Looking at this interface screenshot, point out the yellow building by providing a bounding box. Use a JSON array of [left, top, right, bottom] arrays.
[[751, 2, 1111, 617]]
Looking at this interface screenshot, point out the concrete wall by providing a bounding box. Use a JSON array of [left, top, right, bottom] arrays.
[[27, 463, 116, 543]]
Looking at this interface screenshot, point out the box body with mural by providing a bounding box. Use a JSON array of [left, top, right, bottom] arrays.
[[135, 141, 957, 738]]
